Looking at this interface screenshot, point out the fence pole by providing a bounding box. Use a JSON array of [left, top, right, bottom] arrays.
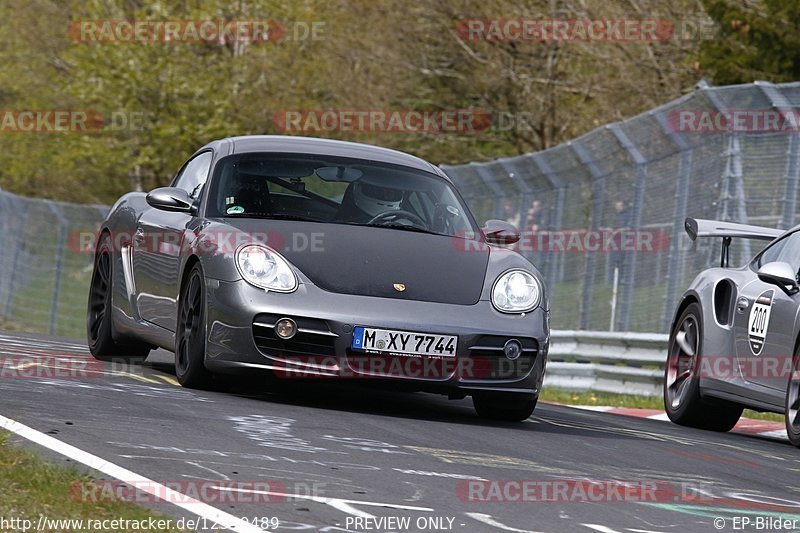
[[3, 203, 29, 319], [609, 124, 648, 331], [705, 88, 751, 262], [471, 163, 507, 221], [758, 82, 800, 230], [441, 165, 481, 227], [45, 201, 68, 336], [571, 140, 607, 330], [656, 110, 692, 332], [778, 135, 800, 230], [0, 192, 10, 313], [530, 153, 567, 289], [499, 158, 534, 229]]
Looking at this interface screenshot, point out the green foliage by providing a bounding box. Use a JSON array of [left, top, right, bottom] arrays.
[[0, 0, 796, 203], [696, 0, 800, 84]]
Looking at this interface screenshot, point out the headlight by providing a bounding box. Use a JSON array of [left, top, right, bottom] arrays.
[[492, 270, 541, 313], [235, 244, 297, 292]]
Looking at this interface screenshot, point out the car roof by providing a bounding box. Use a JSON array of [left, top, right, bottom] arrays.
[[199, 135, 449, 180]]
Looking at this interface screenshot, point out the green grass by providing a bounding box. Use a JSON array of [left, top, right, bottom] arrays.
[[540, 388, 784, 422], [0, 432, 186, 532], [0, 317, 26, 332], [541, 388, 665, 409]]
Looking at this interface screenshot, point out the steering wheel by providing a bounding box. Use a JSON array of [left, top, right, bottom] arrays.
[[368, 209, 428, 230]]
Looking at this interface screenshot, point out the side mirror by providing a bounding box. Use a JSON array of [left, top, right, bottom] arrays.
[[146, 187, 195, 214], [482, 219, 520, 245], [757, 261, 799, 295]]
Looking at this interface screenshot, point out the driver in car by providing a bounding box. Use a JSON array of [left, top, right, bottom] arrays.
[[336, 177, 404, 223]]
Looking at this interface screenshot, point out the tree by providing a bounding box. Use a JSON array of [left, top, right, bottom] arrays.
[[0, 0, 707, 202], [696, 0, 800, 84]]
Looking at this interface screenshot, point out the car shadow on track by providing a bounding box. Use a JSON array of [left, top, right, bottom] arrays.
[[142, 350, 661, 439]]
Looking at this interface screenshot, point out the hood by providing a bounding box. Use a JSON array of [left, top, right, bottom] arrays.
[[221, 219, 489, 305]]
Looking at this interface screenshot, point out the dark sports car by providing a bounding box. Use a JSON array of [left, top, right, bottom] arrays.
[[87, 136, 550, 420], [665, 217, 800, 445]]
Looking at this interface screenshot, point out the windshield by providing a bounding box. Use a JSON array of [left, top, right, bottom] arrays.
[[207, 153, 477, 237]]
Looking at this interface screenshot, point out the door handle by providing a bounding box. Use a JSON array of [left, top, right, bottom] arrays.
[[736, 296, 749, 313]]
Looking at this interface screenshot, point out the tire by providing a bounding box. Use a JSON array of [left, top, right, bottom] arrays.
[[784, 350, 800, 447], [175, 263, 214, 389], [87, 234, 150, 363], [473, 391, 538, 421], [664, 302, 742, 432]]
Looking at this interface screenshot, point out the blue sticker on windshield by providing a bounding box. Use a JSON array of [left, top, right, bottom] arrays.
[[226, 205, 244, 214]]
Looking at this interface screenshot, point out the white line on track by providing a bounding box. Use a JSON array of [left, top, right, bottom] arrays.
[[0, 414, 266, 533]]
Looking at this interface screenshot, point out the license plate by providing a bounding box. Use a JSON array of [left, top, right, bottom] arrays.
[[352, 326, 457, 357]]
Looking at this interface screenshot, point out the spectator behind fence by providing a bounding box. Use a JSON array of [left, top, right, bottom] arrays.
[[502, 198, 521, 228]]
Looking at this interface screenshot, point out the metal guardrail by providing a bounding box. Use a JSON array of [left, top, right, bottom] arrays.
[[544, 330, 668, 396]]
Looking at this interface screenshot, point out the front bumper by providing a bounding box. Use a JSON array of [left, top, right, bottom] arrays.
[[204, 278, 549, 394]]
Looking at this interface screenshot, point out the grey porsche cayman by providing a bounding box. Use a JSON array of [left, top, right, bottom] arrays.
[[87, 136, 549, 420]]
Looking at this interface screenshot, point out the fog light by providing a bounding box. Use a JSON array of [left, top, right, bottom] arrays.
[[275, 318, 297, 339], [503, 339, 522, 360]]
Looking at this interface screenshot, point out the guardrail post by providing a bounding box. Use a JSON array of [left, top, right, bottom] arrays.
[[45, 201, 68, 336], [571, 141, 607, 330]]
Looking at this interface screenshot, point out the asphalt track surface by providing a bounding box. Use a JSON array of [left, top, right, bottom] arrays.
[[1, 331, 799, 533]]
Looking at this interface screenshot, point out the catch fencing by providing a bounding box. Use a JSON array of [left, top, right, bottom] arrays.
[[2, 81, 800, 338], [442, 80, 800, 333], [0, 190, 107, 337]]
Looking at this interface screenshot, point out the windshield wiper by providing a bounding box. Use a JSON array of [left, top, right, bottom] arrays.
[[225, 213, 324, 222], [364, 222, 440, 236]]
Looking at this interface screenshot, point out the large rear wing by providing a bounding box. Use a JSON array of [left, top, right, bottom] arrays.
[[684, 217, 784, 267]]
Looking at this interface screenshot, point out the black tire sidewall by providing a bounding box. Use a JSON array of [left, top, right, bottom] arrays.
[[785, 351, 800, 446], [87, 236, 115, 356], [175, 264, 210, 386], [664, 302, 704, 420]]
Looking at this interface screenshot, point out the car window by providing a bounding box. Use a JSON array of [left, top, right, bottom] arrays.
[[206, 153, 477, 237], [758, 231, 800, 274], [758, 238, 787, 267], [174, 151, 213, 198]]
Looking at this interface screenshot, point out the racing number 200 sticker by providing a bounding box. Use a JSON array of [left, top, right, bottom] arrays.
[[748, 289, 774, 355]]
